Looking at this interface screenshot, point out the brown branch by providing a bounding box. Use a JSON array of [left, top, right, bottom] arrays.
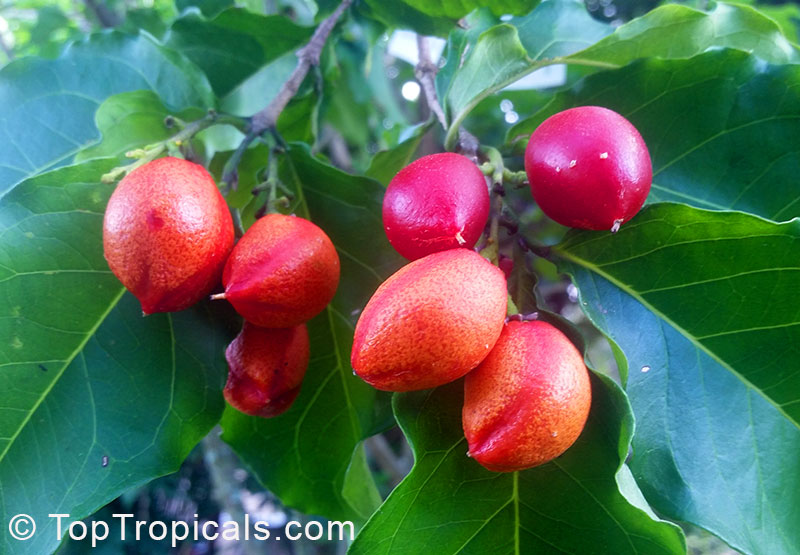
[[250, 0, 353, 135], [83, 0, 120, 28], [415, 36, 448, 130], [415, 35, 480, 160]]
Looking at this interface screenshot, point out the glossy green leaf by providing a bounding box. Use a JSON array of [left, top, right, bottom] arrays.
[[510, 49, 800, 221], [220, 145, 403, 522], [446, 0, 799, 147], [175, 0, 233, 18], [398, 0, 537, 19], [164, 9, 312, 97], [75, 91, 204, 163], [0, 32, 214, 194], [365, 123, 429, 186], [359, 0, 455, 37], [0, 160, 231, 554], [556, 203, 800, 554], [350, 378, 685, 554]]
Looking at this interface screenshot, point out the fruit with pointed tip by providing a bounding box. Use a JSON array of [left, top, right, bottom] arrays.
[[383, 152, 490, 260], [219, 213, 340, 328], [524, 106, 652, 231], [463, 320, 592, 472], [352, 249, 507, 392], [103, 157, 234, 314], [224, 322, 310, 418]]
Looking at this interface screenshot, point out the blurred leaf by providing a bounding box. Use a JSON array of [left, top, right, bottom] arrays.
[[511, 49, 800, 221], [75, 91, 204, 163], [351, 378, 685, 553], [221, 144, 404, 522], [556, 203, 800, 554], [0, 159, 231, 554], [220, 52, 298, 116], [164, 9, 312, 97], [446, 0, 799, 147], [0, 32, 214, 194], [365, 123, 429, 186], [398, 0, 538, 19], [175, 0, 234, 18], [359, 0, 455, 36]]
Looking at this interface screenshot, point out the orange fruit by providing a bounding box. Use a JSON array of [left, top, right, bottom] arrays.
[[103, 157, 234, 314], [463, 320, 592, 472], [351, 249, 507, 392]]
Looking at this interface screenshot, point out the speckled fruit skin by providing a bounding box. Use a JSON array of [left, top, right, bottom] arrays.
[[524, 106, 652, 231], [224, 322, 309, 418], [222, 213, 340, 328], [463, 320, 592, 472], [351, 249, 507, 392], [383, 152, 490, 260], [103, 157, 234, 314]]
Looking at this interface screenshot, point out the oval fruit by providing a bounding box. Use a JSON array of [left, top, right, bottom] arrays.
[[352, 249, 507, 392], [224, 322, 310, 418], [383, 152, 490, 260], [524, 106, 652, 231], [220, 213, 340, 328], [103, 157, 234, 314], [463, 320, 592, 472]]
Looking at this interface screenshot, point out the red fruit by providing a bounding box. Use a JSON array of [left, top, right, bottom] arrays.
[[351, 249, 507, 392], [224, 322, 309, 418], [220, 213, 340, 328], [103, 157, 234, 314], [463, 320, 592, 472], [383, 152, 490, 260], [524, 106, 652, 231]]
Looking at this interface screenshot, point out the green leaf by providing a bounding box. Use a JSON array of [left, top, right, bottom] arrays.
[[397, 0, 537, 19], [350, 378, 685, 554], [556, 203, 800, 554], [0, 32, 214, 194], [164, 9, 312, 97], [446, 0, 799, 148], [511, 49, 800, 221], [365, 123, 429, 186], [0, 160, 231, 554], [75, 91, 204, 163], [359, 0, 455, 37], [175, 0, 234, 18], [220, 145, 403, 522]]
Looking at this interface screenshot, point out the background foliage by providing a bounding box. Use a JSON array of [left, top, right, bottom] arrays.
[[1, 0, 798, 553]]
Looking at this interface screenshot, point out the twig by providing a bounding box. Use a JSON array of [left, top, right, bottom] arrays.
[[251, 0, 353, 136], [415, 36, 448, 130], [415, 35, 479, 160], [366, 435, 408, 488]]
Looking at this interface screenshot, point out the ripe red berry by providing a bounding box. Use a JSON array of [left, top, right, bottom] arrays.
[[103, 157, 234, 314], [224, 322, 309, 418], [524, 106, 652, 231], [383, 152, 490, 260]]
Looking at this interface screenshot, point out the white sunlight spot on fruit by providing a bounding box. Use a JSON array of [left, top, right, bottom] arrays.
[[600, 152, 609, 159]]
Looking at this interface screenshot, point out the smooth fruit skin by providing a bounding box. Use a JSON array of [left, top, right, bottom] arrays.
[[224, 322, 309, 418], [103, 157, 234, 314], [351, 249, 507, 392], [463, 320, 592, 472], [524, 106, 652, 231], [383, 152, 490, 260], [222, 213, 340, 328]]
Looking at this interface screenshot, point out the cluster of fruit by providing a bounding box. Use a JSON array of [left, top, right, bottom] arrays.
[[102, 157, 340, 418], [101, 105, 651, 473], [351, 106, 651, 472]]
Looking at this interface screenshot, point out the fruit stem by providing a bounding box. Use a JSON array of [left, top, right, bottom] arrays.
[[478, 146, 506, 266]]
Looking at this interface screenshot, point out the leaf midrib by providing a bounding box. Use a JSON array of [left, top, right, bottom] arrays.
[[555, 248, 800, 431], [0, 287, 125, 465]]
